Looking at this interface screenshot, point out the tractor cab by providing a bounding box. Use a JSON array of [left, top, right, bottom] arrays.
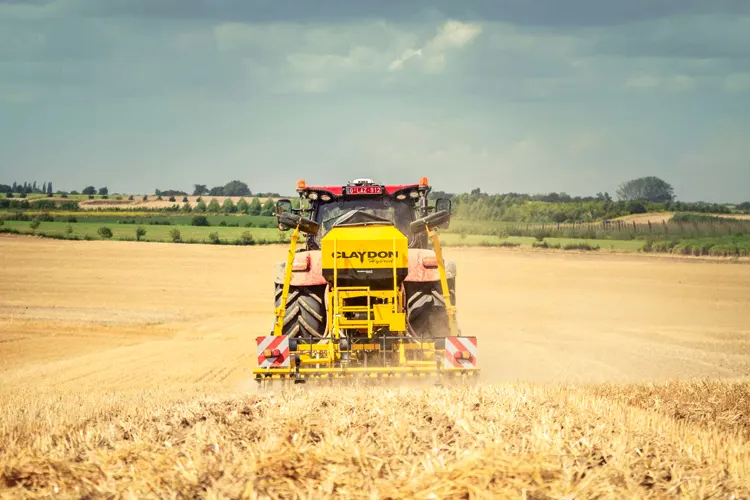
[[275, 177, 450, 251]]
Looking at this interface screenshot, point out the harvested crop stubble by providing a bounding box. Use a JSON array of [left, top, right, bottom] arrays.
[[1, 382, 749, 498]]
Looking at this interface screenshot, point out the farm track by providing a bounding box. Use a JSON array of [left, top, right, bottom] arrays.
[[1, 236, 749, 497]]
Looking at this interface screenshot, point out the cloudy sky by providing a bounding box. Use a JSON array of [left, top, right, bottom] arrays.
[[1, 1, 749, 202]]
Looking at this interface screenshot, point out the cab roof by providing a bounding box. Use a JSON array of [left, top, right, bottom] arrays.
[[296, 177, 430, 198]]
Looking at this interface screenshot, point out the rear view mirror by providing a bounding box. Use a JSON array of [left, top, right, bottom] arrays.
[[435, 198, 451, 214], [278, 212, 320, 234], [433, 198, 451, 229], [276, 199, 293, 215], [410, 210, 451, 234], [276, 199, 293, 231]]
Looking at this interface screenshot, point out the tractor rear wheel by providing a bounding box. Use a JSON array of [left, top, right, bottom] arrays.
[[405, 279, 456, 338], [274, 284, 327, 339]]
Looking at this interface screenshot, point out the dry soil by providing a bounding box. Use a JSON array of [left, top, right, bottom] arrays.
[[1, 236, 749, 498], [2, 235, 748, 391]]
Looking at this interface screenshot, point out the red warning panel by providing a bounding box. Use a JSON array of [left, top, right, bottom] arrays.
[[443, 337, 478, 369], [256, 336, 290, 368]]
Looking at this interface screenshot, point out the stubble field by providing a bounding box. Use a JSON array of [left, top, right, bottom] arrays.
[[1, 235, 749, 498]]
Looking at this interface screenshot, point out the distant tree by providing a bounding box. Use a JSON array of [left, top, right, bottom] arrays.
[[221, 198, 236, 214], [207, 199, 221, 213], [181, 202, 192, 213], [191, 215, 209, 226], [169, 228, 182, 242], [33, 181, 38, 192], [47, 182, 53, 195], [626, 200, 647, 214], [98, 186, 108, 196], [157, 189, 187, 197], [193, 184, 209, 196], [616, 176, 674, 203], [249, 197, 262, 216], [236, 198, 249, 214], [97, 226, 113, 239], [208, 186, 224, 196], [182, 196, 189, 203], [737, 202, 750, 211], [42, 182, 47, 194], [136, 227, 147, 241], [0, 184, 11, 193], [30, 220, 41, 231], [195, 200, 207, 213], [82, 186, 96, 195], [260, 199, 275, 216], [222, 180, 251, 197], [19, 192, 26, 199], [428, 190, 453, 200]]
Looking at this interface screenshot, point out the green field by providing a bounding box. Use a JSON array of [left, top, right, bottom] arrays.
[[446, 215, 750, 242], [73, 214, 277, 226], [1, 221, 284, 244], [0, 212, 277, 225], [2, 208, 747, 256], [3, 220, 646, 251], [112, 214, 276, 226], [641, 236, 750, 257], [436, 234, 645, 251]]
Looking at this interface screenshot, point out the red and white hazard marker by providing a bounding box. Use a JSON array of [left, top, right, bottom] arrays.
[[256, 335, 291, 368], [444, 336, 478, 369]]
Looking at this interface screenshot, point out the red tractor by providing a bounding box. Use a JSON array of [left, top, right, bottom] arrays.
[[272, 177, 456, 340]]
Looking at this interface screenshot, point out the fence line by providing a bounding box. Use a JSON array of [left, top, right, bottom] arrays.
[[498, 219, 750, 240]]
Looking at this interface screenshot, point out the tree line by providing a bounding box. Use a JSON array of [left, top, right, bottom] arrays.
[[0, 179, 280, 199], [0, 181, 54, 197], [431, 177, 748, 223], [431, 176, 676, 203], [3, 176, 748, 222], [448, 196, 736, 223], [0, 196, 280, 215], [189, 180, 280, 198], [186, 197, 276, 216]]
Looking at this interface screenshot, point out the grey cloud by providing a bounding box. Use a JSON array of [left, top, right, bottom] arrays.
[[0, 19, 118, 61], [7, 0, 749, 27], [590, 15, 750, 60], [0, 0, 53, 4]]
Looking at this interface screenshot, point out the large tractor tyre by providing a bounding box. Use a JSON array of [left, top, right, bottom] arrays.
[[273, 284, 327, 339], [405, 279, 456, 338]]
